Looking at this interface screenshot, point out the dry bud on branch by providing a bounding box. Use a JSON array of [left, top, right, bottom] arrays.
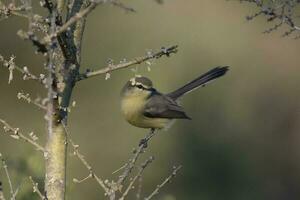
[[0, 119, 45, 152], [78, 45, 178, 81], [17, 92, 47, 110], [0, 55, 45, 83]]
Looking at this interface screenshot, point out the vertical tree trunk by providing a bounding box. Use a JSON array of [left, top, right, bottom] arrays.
[[45, 122, 67, 200], [45, 97, 67, 200], [43, 1, 87, 199]]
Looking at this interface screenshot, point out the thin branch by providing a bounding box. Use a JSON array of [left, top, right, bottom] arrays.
[[70, 138, 110, 194], [112, 163, 128, 175], [111, 1, 136, 12], [17, 92, 47, 110], [29, 176, 47, 200], [0, 153, 15, 200], [0, 54, 46, 84], [240, 0, 300, 35], [144, 165, 182, 200], [78, 45, 178, 81], [73, 174, 92, 184], [136, 176, 142, 200], [48, 0, 133, 41], [62, 123, 111, 196], [0, 2, 28, 20], [117, 129, 157, 188], [46, 0, 105, 41], [0, 119, 45, 152], [119, 156, 154, 200]]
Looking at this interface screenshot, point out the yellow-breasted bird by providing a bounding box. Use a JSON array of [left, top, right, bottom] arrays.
[[121, 66, 229, 129]]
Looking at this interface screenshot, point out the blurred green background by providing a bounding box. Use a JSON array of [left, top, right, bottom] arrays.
[[1, 0, 300, 199]]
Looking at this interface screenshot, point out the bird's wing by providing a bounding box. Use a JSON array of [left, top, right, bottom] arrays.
[[143, 93, 191, 119]]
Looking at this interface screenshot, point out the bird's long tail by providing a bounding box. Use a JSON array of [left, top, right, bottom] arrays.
[[167, 66, 229, 100]]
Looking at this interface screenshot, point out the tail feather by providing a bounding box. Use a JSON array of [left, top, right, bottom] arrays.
[[167, 66, 229, 100]]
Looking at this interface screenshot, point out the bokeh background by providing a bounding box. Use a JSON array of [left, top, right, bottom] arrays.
[[1, 0, 300, 199]]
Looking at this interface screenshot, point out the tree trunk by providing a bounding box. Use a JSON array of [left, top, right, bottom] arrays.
[[45, 97, 67, 200]]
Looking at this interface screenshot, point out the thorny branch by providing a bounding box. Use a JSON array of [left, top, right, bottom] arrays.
[[64, 121, 180, 200], [0, 55, 45, 84], [70, 138, 112, 196], [144, 165, 182, 200], [47, 0, 135, 42], [0, 119, 45, 152], [44, 0, 130, 41], [0, 1, 28, 20], [17, 92, 47, 110], [119, 156, 154, 200], [78, 45, 179, 81], [47, 0, 101, 41], [117, 129, 157, 187], [0, 1, 48, 52], [239, 0, 300, 37]]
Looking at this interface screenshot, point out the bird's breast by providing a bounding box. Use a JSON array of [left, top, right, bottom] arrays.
[[121, 95, 169, 129]]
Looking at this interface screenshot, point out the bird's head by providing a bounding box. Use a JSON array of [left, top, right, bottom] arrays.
[[121, 75, 155, 99]]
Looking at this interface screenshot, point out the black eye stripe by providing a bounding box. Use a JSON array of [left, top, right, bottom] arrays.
[[136, 85, 144, 89]]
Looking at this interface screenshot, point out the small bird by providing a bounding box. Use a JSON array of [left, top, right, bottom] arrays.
[[121, 66, 229, 129]]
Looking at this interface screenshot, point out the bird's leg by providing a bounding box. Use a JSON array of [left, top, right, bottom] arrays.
[[139, 128, 156, 147]]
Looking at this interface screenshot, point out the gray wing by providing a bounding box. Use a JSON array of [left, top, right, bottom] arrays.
[[143, 93, 191, 119]]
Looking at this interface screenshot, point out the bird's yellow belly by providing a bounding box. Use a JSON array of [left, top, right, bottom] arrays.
[[121, 96, 169, 129]]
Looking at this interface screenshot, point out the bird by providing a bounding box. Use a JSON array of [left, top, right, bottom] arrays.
[[120, 66, 229, 130]]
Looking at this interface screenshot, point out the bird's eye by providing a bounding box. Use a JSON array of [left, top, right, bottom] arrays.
[[136, 85, 144, 89]]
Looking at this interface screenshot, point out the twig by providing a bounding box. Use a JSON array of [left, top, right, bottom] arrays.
[[78, 45, 178, 81], [48, 0, 133, 41], [70, 138, 111, 194], [0, 154, 15, 200], [119, 156, 154, 200], [144, 165, 182, 200], [111, 1, 136, 12], [117, 129, 156, 188], [29, 176, 47, 200], [17, 92, 47, 110], [0, 119, 45, 152], [0, 54, 45, 84], [73, 174, 92, 183], [47, 0, 106, 41], [0, 2, 28, 20], [61, 123, 111, 196], [112, 163, 128, 175], [241, 0, 300, 35], [136, 176, 142, 200]]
